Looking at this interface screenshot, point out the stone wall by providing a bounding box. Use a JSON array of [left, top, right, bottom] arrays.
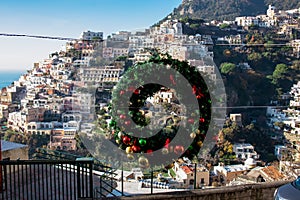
[[100, 180, 290, 200], [2, 146, 29, 160]]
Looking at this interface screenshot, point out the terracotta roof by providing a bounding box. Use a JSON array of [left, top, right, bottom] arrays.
[[261, 166, 285, 181], [181, 166, 193, 174], [0, 102, 11, 106]]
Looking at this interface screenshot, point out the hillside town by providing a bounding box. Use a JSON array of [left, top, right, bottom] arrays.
[[2, 4, 300, 193]]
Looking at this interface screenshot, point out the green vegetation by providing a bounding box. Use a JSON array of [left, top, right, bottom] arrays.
[[169, 168, 176, 178], [213, 120, 275, 162], [1, 129, 50, 157], [268, 63, 288, 84], [220, 62, 236, 74], [219, 23, 230, 29]]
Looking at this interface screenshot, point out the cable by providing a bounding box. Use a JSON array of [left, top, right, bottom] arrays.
[[0, 33, 103, 42], [0, 32, 293, 47]]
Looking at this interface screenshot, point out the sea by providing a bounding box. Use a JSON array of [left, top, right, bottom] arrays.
[[0, 71, 25, 89]]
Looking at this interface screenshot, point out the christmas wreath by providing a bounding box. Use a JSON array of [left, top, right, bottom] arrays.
[[109, 52, 212, 167]]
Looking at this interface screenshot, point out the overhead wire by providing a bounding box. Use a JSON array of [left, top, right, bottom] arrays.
[[0, 32, 295, 109], [0, 32, 294, 46]]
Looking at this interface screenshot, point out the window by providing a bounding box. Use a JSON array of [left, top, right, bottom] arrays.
[[189, 179, 194, 185], [201, 178, 205, 184]]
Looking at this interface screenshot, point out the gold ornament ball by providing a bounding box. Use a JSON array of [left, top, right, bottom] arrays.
[[190, 132, 196, 139], [138, 156, 150, 168], [126, 146, 133, 154], [127, 154, 135, 161], [162, 147, 169, 155]]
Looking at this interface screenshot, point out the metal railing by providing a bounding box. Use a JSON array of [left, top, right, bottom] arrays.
[[94, 168, 121, 198], [0, 158, 94, 200], [33, 148, 120, 198]]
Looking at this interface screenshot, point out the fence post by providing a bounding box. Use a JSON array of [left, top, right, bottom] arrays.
[[76, 157, 94, 198], [194, 163, 197, 189], [89, 159, 93, 198], [76, 160, 81, 198], [151, 169, 153, 194], [0, 139, 2, 193], [121, 164, 124, 196]]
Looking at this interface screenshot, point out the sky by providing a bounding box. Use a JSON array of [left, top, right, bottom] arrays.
[[0, 0, 182, 72]]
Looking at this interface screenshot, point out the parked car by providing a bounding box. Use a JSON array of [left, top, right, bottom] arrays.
[[274, 177, 300, 200]]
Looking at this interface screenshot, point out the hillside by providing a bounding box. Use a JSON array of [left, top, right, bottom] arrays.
[[174, 0, 300, 21]]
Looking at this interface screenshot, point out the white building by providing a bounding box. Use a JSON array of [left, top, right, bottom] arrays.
[[188, 59, 216, 80], [80, 30, 103, 40], [111, 31, 131, 41], [26, 121, 54, 135], [233, 143, 259, 160], [154, 91, 174, 104], [230, 113, 243, 126], [72, 92, 95, 122], [289, 40, 300, 58], [235, 5, 277, 28], [79, 66, 123, 86], [213, 164, 249, 184], [267, 5, 276, 19], [235, 16, 259, 27]]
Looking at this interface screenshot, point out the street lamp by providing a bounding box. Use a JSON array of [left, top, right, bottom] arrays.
[[192, 156, 198, 189]]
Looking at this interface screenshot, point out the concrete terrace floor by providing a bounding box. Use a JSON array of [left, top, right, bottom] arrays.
[[1, 164, 113, 200]]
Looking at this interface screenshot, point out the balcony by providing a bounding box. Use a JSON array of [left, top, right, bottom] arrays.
[[0, 158, 118, 200]]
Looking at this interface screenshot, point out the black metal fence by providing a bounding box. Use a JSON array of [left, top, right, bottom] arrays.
[[0, 158, 94, 200]]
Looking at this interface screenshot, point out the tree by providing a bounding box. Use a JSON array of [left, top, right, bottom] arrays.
[[273, 63, 288, 79], [190, 23, 200, 29], [264, 40, 275, 52], [219, 23, 230, 29], [220, 62, 236, 74], [270, 63, 288, 84], [247, 52, 262, 63]]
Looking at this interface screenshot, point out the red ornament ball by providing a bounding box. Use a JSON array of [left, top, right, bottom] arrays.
[[124, 120, 131, 126], [127, 86, 136, 92], [120, 114, 126, 119], [174, 145, 185, 155], [188, 118, 195, 124], [146, 149, 153, 154], [122, 136, 131, 145], [131, 145, 141, 153], [120, 90, 125, 95]]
